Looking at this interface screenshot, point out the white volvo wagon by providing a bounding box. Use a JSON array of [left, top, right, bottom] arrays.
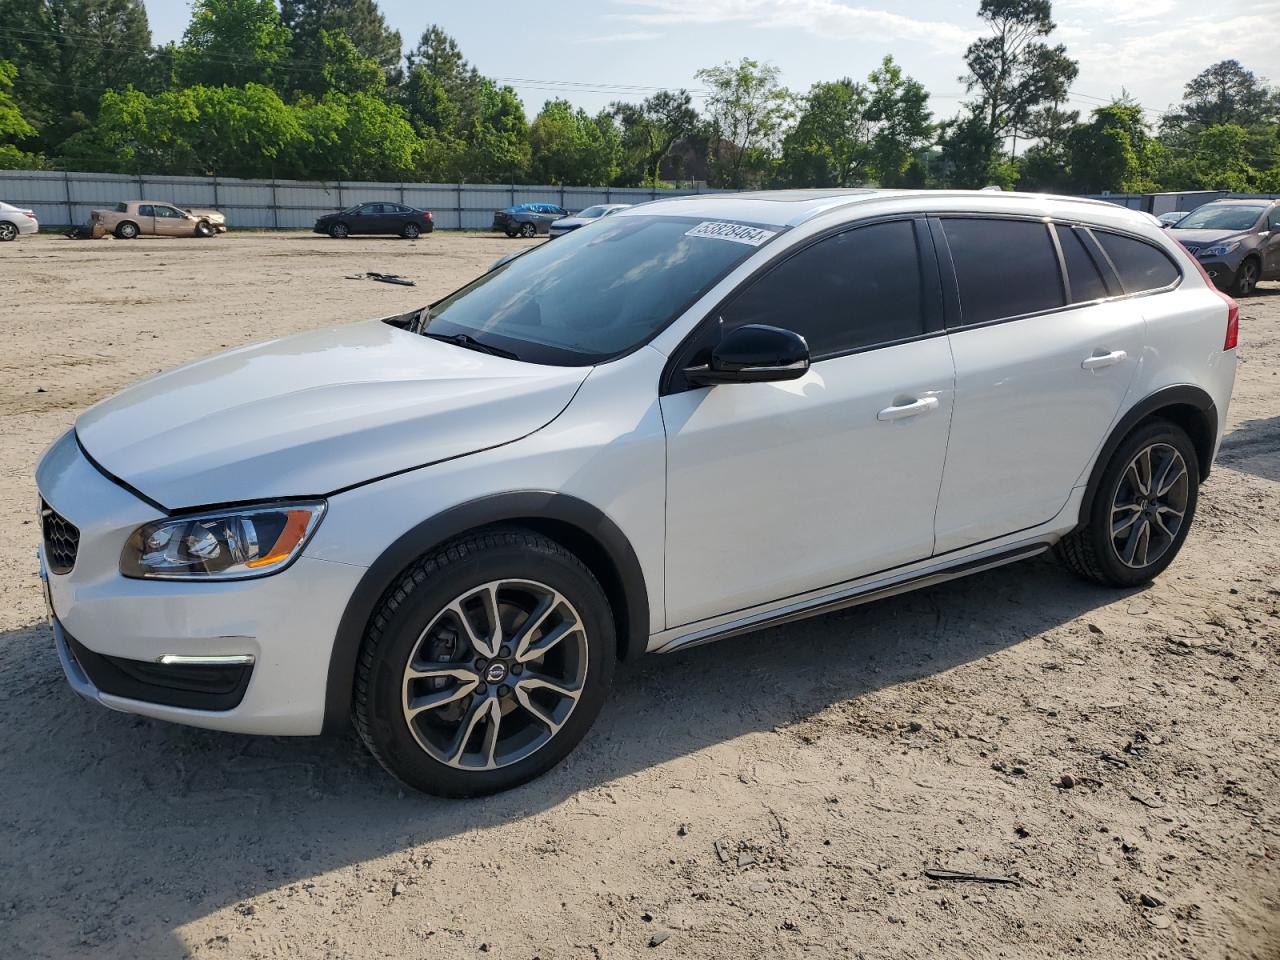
[[36, 190, 1239, 796]]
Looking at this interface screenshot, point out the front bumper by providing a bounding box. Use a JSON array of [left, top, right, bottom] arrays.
[[36, 430, 366, 735]]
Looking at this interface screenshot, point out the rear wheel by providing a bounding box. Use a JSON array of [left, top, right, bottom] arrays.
[[1233, 258, 1259, 297], [354, 528, 615, 797], [0, 221, 16, 242], [330, 222, 349, 239], [115, 221, 139, 240], [520, 222, 537, 238], [402, 222, 421, 239], [1056, 419, 1198, 587]]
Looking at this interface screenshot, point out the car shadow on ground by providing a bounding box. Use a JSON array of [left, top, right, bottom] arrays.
[[1217, 414, 1280, 483], [0, 554, 1140, 957]]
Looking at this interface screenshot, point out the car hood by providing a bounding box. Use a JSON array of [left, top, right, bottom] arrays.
[[75, 320, 590, 510], [1169, 228, 1248, 245]]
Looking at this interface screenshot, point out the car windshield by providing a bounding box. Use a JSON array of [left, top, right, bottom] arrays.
[[1174, 205, 1265, 231], [421, 215, 779, 365], [577, 205, 608, 218]]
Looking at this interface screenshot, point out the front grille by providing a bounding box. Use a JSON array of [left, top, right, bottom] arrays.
[[41, 501, 80, 575]]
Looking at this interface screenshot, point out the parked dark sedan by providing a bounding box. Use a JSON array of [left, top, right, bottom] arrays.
[[492, 202, 569, 238], [315, 202, 435, 239]]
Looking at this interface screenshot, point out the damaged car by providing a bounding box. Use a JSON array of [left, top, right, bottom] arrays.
[[90, 201, 228, 239]]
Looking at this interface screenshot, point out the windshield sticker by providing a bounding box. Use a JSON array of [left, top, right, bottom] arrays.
[[685, 221, 778, 246]]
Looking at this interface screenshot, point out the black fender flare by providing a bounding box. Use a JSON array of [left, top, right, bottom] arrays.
[[322, 491, 650, 733], [1077, 384, 1218, 529]]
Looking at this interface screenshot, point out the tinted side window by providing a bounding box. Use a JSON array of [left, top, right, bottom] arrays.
[[942, 218, 1064, 325], [1269, 208, 1280, 231], [721, 219, 926, 357], [137, 204, 154, 217], [1095, 232, 1179, 293], [1055, 225, 1111, 303]]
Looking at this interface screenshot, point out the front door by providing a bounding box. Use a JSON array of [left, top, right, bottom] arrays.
[[932, 218, 1147, 552], [661, 218, 955, 627]]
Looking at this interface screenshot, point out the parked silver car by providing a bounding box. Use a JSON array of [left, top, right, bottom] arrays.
[[549, 204, 631, 238], [1169, 199, 1280, 296]]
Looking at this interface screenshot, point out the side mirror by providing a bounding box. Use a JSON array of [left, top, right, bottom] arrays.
[[685, 324, 810, 386]]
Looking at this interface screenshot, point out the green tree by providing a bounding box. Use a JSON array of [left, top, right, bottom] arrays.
[[1067, 100, 1157, 193], [319, 28, 384, 96], [610, 89, 699, 187], [961, 0, 1078, 161], [458, 81, 530, 183], [865, 56, 932, 186], [938, 105, 1003, 187], [0, 59, 38, 167], [1172, 60, 1279, 129], [177, 0, 288, 88], [695, 57, 793, 188], [528, 99, 620, 185], [295, 92, 421, 180], [778, 79, 870, 187], [280, 0, 402, 94]]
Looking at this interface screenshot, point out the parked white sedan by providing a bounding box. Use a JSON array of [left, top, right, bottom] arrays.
[[0, 201, 38, 240], [549, 203, 631, 237]]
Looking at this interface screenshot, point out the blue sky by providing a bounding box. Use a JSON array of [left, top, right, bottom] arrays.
[[146, 0, 1278, 124]]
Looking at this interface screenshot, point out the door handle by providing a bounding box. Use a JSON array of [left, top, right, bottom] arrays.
[[1081, 350, 1127, 371], [877, 396, 939, 421]]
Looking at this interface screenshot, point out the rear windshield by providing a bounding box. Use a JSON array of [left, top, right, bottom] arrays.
[[421, 215, 780, 365], [1174, 205, 1265, 231], [577, 205, 608, 218]]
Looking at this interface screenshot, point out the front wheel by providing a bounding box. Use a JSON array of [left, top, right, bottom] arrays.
[[354, 528, 616, 797], [195, 220, 214, 238], [330, 222, 349, 239], [1055, 419, 1198, 587], [1233, 258, 1259, 297]]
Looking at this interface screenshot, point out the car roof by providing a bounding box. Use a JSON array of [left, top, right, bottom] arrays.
[[1196, 198, 1274, 206], [618, 188, 1158, 231]]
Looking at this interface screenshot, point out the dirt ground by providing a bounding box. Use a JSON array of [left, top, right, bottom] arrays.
[[0, 230, 1277, 960]]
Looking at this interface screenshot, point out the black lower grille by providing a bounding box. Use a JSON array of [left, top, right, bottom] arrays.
[[41, 501, 80, 575], [63, 628, 253, 711]]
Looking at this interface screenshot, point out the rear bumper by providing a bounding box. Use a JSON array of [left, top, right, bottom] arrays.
[[19, 218, 38, 235]]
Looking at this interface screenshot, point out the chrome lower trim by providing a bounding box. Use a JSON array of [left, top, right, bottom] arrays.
[[654, 541, 1050, 655], [156, 653, 255, 666]]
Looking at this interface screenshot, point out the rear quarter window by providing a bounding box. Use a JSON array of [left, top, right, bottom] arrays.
[[1094, 231, 1179, 294]]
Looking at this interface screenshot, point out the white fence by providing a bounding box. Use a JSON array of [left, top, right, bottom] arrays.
[[0, 169, 721, 229]]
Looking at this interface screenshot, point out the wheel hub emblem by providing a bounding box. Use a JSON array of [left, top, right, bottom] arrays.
[[485, 662, 508, 684]]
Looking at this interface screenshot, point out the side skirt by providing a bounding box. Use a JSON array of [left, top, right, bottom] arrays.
[[652, 541, 1050, 655]]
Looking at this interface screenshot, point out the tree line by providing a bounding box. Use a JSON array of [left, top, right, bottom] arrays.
[[0, 0, 1277, 193]]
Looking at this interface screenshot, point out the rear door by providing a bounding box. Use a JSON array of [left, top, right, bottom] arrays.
[[1264, 206, 1280, 279], [931, 217, 1148, 552], [661, 217, 955, 626]]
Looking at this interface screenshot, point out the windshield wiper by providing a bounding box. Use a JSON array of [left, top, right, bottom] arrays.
[[423, 331, 522, 361]]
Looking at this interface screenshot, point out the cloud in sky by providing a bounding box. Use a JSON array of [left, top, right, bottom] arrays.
[[613, 0, 977, 56]]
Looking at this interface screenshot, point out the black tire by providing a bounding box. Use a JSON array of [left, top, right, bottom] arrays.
[[330, 222, 349, 239], [505, 225, 519, 238], [194, 220, 214, 238], [115, 221, 139, 240], [1055, 419, 1199, 588], [402, 222, 421, 239], [520, 222, 537, 238], [354, 528, 616, 797], [0, 221, 17, 242], [1232, 258, 1259, 297]]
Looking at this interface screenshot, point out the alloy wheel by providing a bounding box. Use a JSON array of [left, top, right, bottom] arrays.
[[0, 222, 16, 241], [520, 222, 537, 238], [1110, 442, 1189, 569], [401, 579, 589, 771], [1236, 261, 1257, 296]]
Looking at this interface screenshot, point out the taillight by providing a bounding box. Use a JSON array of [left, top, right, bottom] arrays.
[[1224, 300, 1239, 350], [1179, 241, 1239, 351], [424, 211, 433, 221]]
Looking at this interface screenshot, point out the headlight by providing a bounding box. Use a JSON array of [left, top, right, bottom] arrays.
[[1200, 241, 1240, 258], [121, 502, 326, 580]]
